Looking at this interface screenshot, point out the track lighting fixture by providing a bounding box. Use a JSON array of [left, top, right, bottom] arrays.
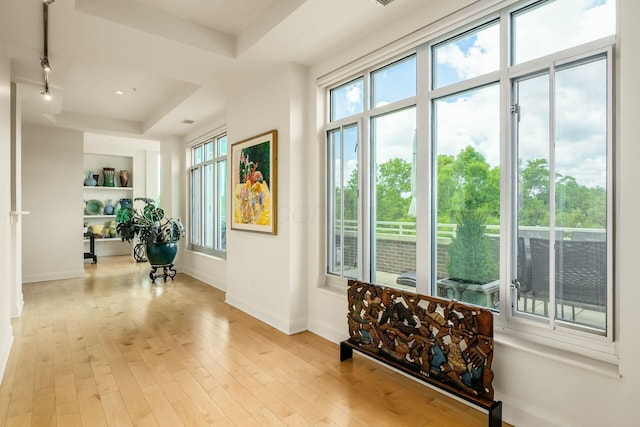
[[40, 57, 51, 72], [41, 86, 52, 101], [40, 0, 54, 100]]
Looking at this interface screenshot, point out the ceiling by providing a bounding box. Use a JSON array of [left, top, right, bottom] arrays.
[[0, 0, 429, 139]]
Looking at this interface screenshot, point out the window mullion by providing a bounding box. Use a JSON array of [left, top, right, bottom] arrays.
[[499, 7, 512, 321], [415, 42, 430, 296], [548, 63, 557, 329], [340, 128, 346, 276], [359, 118, 368, 282]]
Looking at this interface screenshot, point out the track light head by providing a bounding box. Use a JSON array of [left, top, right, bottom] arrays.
[[40, 57, 51, 72], [41, 88, 52, 101]]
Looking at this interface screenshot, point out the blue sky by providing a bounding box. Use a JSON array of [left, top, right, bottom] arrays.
[[332, 0, 615, 189]]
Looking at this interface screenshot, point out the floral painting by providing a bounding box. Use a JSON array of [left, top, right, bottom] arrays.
[[231, 130, 277, 234]]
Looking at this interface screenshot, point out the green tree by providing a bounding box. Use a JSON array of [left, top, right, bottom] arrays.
[[342, 168, 359, 222], [375, 158, 412, 222], [447, 211, 497, 284], [437, 146, 500, 225], [518, 158, 606, 229], [519, 158, 551, 226]]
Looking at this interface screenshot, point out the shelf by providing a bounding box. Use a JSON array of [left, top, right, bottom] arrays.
[[84, 237, 125, 243], [83, 186, 133, 191], [84, 215, 115, 219]]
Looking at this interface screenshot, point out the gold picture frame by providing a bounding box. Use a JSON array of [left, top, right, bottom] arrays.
[[230, 130, 278, 234]]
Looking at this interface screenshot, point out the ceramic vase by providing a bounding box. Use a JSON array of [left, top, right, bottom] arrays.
[[103, 167, 116, 187], [104, 199, 114, 215], [119, 198, 132, 209], [119, 170, 129, 187], [84, 171, 97, 186]]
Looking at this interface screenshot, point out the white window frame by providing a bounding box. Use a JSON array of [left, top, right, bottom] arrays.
[[320, 0, 617, 364], [187, 129, 227, 258]]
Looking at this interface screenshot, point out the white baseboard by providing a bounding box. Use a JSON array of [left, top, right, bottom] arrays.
[[225, 293, 294, 335], [307, 319, 347, 344], [181, 267, 225, 292], [22, 270, 84, 284], [0, 334, 14, 385]]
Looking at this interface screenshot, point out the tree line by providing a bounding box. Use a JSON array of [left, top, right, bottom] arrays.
[[340, 146, 606, 229]]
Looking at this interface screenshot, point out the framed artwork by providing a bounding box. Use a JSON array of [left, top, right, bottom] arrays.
[[230, 130, 278, 234]]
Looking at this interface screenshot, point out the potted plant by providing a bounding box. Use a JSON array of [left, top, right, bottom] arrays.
[[116, 197, 185, 266], [439, 211, 499, 307]]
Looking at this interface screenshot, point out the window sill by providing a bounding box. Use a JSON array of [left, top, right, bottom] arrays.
[[494, 327, 620, 378], [185, 247, 227, 261]]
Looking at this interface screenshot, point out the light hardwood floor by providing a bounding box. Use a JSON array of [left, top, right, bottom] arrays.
[[0, 256, 503, 426]]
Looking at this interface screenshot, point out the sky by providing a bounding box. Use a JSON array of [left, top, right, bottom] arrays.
[[332, 0, 615, 190]]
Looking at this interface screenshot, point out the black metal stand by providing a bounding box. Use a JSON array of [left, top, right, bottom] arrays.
[[340, 341, 353, 361], [83, 232, 97, 264], [340, 340, 503, 427], [149, 264, 176, 283], [134, 243, 147, 262]]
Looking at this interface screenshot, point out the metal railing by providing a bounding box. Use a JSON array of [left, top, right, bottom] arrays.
[[340, 220, 604, 239]]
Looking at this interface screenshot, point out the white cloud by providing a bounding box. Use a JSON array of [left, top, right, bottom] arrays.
[[514, 0, 615, 64], [373, 107, 416, 165], [346, 85, 363, 115], [435, 85, 501, 167], [436, 24, 500, 84]]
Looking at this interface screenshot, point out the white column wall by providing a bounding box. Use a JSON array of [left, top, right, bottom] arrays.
[[10, 83, 23, 317], [159, 136, 185, 268], [223, 65, 308, 334], [0, 41, 15, 381], [22, 125, 84, 283]]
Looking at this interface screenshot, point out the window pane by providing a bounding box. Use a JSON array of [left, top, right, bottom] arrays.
[[327, 125, 359, 278], [194, 146, 203, 164], [217, 160, 227, 251], [514, 73, 551, 319], [371, 107, 416, 288], [371, 55, 416, 108], [330, 78, 364, 121], [555, 58, 607, 330], [433, 84, 500, 310], [514, 57, 608, 332], [203, 164, 213, 248], [512, 0, 615, 65], [218, 135, 227, 156], [204, 142, 213, 161], [433, 22, 499, 89], [190, 168, 201, 245]]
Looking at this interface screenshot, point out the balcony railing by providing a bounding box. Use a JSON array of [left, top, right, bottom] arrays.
[[341, 220, 604, 240]]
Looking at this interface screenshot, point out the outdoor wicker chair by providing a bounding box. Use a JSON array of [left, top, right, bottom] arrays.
[[529, 238, 606, 320]]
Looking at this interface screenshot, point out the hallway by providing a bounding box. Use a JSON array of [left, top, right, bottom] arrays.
[[0, 256, 490, 426]]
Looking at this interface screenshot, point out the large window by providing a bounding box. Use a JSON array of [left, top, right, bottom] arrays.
[[325, 0, 615, 345], [189, 133, 227, 256], [327, 56, 417, 287]]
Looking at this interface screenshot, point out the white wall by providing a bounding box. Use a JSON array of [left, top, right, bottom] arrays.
[[10, 83, 24, 317], [303, 1, 639, 426], [22, 125, 84, 283], [0, 41, 15, 381], [159, 136, 185, 268], [221, 65, 308, 334]]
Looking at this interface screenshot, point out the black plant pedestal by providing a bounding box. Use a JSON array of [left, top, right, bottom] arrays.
[[133, 243, 147, 262], [149, 264, 176, 283]]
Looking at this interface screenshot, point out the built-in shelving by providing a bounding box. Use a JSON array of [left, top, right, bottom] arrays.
[[84, 153, 134, 257]]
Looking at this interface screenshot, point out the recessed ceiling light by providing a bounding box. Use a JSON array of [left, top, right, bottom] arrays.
[[114, 90, 124, 95]]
